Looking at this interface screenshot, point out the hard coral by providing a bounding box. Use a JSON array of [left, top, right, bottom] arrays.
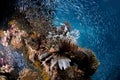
[[18, 68, 40, 80], [0, 14, 99, 80], [38, 40, 99, 80]]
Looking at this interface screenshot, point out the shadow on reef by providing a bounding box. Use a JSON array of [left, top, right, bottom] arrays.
[[0, 0, 17, 27]]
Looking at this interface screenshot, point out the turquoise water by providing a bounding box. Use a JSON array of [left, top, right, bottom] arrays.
[[53, 0, 120, 80]]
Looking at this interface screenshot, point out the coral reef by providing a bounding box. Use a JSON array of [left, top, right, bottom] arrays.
[[0, 1, 99, 80], [18, 68, 41, 80], [0, 16, 99, 80]]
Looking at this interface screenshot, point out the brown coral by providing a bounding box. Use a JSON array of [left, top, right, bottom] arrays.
[[0, 15, 99, 80], [18, 68, 40, 80], [37, 39, 99, 80]]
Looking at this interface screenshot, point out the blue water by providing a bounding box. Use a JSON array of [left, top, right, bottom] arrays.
[[1, 0, 119, 79], [53, 0, 120, 80]]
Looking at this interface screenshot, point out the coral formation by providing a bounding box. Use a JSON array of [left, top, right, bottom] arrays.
[[18, 68, 40, 80], [0, 0, 99, 80], [0, 17, 99, 80]]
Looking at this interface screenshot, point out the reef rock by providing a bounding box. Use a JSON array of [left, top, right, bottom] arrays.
[[0, 1, 100, 79], [0, 75, 7, 80], [18, 68, 41, 80]]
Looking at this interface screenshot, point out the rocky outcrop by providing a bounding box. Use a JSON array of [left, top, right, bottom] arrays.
[[18, 68, 41, 80], [0, 0, 99, 79], [0, 18, 99, 80]]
